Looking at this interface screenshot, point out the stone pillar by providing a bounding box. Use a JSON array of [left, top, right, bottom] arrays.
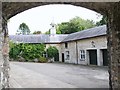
[[1, 12, 10, 88], [0, 1, 3, 89], [97, 49, 102, 66], [107, 2, 120, 89]]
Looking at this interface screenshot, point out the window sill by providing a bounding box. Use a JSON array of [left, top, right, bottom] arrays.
[[80, 59, 85, 61]]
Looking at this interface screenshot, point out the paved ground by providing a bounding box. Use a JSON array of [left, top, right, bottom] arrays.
[[10, 62, 109, 88]]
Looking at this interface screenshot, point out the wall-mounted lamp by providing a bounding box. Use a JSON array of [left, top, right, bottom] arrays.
[[91, 41, 95, 47]]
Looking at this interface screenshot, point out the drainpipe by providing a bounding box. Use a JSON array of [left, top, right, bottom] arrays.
[[76, 41, 78, 64]]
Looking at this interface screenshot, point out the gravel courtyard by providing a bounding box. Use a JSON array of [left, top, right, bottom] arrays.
[[10, 62, 109, 88]]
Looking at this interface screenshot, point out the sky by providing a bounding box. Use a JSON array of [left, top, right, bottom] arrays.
[[8, 4, 102, 35]]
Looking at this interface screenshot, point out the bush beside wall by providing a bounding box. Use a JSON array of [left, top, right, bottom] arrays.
[[9, 41, 46, 62]]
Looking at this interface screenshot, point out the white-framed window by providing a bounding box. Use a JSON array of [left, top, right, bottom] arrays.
[[80, 50, 85, 61], [66, 51, 70, 60]]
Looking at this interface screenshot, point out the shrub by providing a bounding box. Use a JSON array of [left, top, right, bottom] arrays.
[[9, 43, 21, 60], [38, 56, 48, 63], [20, 44, 45, 60], [46, 46, 59, 60], [9, 42, 46, 61]]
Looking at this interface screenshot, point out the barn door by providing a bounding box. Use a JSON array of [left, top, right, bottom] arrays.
[[102, 49, 108, 66], [89, 50, 97, 65], [62, 53, 64, 62]]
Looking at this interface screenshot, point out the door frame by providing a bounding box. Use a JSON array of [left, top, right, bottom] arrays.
[[87, 49, 97, 65]]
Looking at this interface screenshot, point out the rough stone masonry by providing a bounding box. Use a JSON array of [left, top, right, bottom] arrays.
[[0, 1, 10, 89]]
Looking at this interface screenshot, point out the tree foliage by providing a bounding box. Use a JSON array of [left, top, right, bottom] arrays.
[[17, 23, 30, 35], [45, 31, 50, 34], [9, 42, 21, 59], [45, 16, 95, 34], [46, 46, 59, 59], [33, 31, 41, 34], [96, 15, 107, 26], [21, 44, 45, 61], [56, 16, 95, 34], [9, 42, 46, 61]]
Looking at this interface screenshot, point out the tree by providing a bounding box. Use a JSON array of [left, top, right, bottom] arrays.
[[56, 22, 70, 34], [96, 15, 107, 26], [17, 23, 30, 35], [33, 31, 41, 34], [46, 46, 59, 59], [45, 16, 95, 34], [56, 16, 95, 34], [45, 30, 50, 34]]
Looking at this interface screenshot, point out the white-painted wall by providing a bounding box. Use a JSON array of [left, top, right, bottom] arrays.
[[59, 36, 107, 66]]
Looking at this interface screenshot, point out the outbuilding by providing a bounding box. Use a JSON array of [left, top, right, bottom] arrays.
[[9, 25, 107, 66], [59, 25, 107, 66]]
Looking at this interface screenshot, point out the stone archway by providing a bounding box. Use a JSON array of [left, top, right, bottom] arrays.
[[0, 1, 120, 90]]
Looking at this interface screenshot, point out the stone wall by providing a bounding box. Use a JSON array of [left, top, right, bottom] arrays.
[[0, 1, 2, 89], [59, 41, 77, 64], [107, 2, 120, 89], [0, 2, 10, 88], [77, 36, 107, 65], [59, 36, 107, 65]]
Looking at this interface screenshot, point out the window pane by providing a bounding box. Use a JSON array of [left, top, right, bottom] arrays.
[[66, 51, 70, 60], [80, 50, 85, 61]]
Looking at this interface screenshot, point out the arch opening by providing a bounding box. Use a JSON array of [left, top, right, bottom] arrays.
[[7, 4, 109, 88], [1, 2, 120, 89]]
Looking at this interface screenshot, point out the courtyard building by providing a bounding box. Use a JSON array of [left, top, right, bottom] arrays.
[[60, 25, 107, 66], [9, 25, 107, 66]]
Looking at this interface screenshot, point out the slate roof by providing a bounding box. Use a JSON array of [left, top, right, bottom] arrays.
[[9, 34, 68, 44], [62, 25, 107, 42], [9, 25, 106, 44]]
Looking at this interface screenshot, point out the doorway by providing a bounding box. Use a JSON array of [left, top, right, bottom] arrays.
[[62, 53, 64, 62], [102, 49, 108, 66], [88, 50, 97, 65]]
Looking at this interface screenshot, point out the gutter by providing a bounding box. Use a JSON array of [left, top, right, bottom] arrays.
[[60, 34, 106, 43], [76, 41, 78, 64]]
